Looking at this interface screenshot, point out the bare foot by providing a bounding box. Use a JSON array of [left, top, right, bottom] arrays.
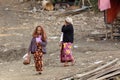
[[35, 72, 42, 75], [71, 61, 75, 66], [64, 63, 69, 67]]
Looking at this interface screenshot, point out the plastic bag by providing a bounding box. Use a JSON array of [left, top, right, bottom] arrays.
[[23, 53, 31, 65]]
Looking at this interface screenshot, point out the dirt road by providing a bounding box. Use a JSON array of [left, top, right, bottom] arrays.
[[0, 0, 120, 80]]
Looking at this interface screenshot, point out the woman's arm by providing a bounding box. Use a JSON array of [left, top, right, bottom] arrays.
[[40, 41, 47, 47], [60, 32, 63, 42], [28, 38, 33, 53]]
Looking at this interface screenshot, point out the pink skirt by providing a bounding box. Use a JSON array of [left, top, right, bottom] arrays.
[[60, 42, 74, 63]]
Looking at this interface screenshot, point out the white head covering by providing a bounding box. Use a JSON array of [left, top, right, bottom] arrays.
[[65, 17, 73, 24]]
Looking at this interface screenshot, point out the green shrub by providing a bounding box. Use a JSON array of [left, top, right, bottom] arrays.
[[90, 0, 99, 12]]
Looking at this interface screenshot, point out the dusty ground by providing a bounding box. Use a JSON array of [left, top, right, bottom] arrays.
[[0, 0, 120, 80]]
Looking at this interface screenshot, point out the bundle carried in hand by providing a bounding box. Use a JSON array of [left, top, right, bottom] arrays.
[[23, 53, 31, 65]]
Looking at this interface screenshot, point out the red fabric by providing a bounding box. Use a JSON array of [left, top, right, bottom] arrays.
[[106, 0, 120, 23]]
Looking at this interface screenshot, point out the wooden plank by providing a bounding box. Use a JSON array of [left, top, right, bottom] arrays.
[[60, 61, 105, 80], [82, 61, 105, 73], [56, 7, 89, 16], [95, 70, 120, 80], [115, 76, 120, 80], [73, 58, 118, 79], [87, 64, 120, 80]]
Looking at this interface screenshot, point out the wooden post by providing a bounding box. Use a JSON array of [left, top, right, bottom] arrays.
[[82, 0, 92, 7], [111, 24, 114, 40]]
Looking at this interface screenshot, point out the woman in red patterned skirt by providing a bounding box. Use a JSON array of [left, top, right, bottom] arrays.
[[28, 25, 47, 74]]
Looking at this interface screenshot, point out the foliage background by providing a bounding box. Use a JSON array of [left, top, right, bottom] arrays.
[[90, 0, 99, 12]]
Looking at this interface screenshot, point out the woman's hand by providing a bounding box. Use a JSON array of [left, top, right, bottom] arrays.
[[59, 42, 62, 48], [27, 52, 30, 55]]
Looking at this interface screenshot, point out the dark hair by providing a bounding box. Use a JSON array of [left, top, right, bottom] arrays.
[[32, 25, 47, 42]]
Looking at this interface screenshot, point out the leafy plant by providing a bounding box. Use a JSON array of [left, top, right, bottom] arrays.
[[90, 0, 99, 12]]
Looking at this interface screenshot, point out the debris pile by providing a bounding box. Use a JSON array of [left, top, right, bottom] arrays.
[[62, 58, 120, 80]]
